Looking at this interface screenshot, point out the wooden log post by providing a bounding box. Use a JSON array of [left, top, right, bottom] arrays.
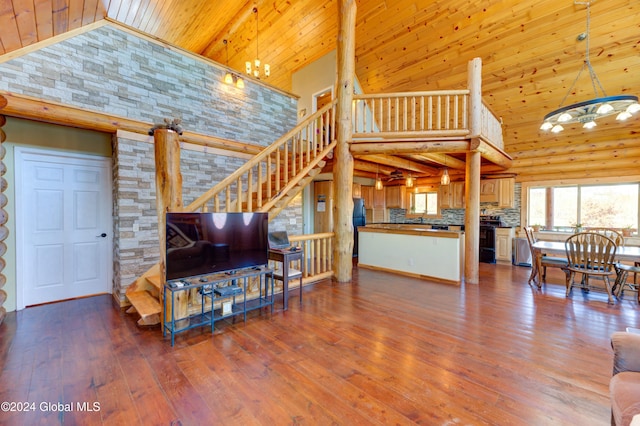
[[0, 99, 7, 325], [333, 0, 357, 283], [465, 58, 483, 284], [153, 126, 187, 326]]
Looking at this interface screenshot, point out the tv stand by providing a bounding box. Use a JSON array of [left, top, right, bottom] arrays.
[[163, 267, 274, 346]]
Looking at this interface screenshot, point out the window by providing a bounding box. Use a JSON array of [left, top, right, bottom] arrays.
[[528, 183, 639, 231], [411, 191, 438, 215]]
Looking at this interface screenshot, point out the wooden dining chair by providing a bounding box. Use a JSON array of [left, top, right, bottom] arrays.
[[586, 227, 625, 246], [564, 232, 618, 304], [523, 226, 569, 288]]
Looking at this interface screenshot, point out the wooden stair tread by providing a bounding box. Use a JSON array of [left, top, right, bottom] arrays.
[[127, 291, 161, 318], [146, 274, 162, 290]]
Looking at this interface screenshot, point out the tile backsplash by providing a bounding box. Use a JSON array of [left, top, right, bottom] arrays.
[[388, 183, 522, 227]]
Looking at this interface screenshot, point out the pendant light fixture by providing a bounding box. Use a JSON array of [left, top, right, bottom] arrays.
[[222, 40, 244, 89], [540, 1, 639, 133], [405, 173, 414, 188], [375, 164, 383, 190], [440, 169, 450, 185], [440, 156, 450, 185], [245, 7, 270, 79]]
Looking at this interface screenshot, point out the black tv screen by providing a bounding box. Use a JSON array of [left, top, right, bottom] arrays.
[[165, 212, 269, 280]]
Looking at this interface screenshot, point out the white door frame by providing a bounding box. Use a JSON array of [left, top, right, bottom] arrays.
[[14, 147, 113, 310]]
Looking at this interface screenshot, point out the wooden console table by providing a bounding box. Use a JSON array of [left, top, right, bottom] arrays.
[[269, 248, 303, 310]]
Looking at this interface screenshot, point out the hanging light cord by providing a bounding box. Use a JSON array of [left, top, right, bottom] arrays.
[[559, 1, 607, 107]]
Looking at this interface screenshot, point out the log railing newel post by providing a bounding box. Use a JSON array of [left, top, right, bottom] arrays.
[[152, 123, 185, 325]]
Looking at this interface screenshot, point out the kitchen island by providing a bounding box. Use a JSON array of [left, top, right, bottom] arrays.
[[358, 224, 464, 284]]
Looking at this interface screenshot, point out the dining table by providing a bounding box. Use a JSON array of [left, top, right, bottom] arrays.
[[530, 240, 640, 286]]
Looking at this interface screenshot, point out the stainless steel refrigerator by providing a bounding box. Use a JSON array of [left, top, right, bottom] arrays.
[[353, 198, 366, 256]]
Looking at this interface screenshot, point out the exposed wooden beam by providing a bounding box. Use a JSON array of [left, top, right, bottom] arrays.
[[357, 154, 439, 175], [404, 153, 466, 170], [470, 139, 513, 169], [350, 140, 472, 155]]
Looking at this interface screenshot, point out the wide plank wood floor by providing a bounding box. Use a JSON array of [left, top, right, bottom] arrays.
[[1, 263, 638, 425]]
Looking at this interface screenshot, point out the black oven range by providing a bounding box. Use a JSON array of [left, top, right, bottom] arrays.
[[479, 215, 504, 263]]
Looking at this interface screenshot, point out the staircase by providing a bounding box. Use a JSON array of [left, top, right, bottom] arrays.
[[125, 101, 337, 325]]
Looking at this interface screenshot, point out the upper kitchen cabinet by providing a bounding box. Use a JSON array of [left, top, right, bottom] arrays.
[[480, 180, 499, 203], [441, 181, 465, 209], [353, 183, 362, 198], [373, 186, 385, 209], [361, 185, 373, 208], [385, 185, 406, 209], [498, 178, 515, 208], [480, 178, 514, 208]]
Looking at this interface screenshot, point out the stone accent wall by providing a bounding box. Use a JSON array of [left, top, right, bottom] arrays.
[[113, 136, 303, 303], [0, 24, 297, 145], [0, 23, 302, 304]]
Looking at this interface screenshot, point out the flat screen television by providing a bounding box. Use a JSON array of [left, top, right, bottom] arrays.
[[165, 212, 269, 281]]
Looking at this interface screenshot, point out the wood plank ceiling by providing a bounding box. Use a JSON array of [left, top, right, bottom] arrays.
[[1, 0, 639, 182]]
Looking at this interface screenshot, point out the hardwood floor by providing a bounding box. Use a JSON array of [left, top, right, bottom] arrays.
[[1, 263, 638, 425]]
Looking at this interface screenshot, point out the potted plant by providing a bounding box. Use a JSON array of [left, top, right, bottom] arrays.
[[622, 226, 634, 237], [531, 224, 542, 232], [572, 223, 583, 233]]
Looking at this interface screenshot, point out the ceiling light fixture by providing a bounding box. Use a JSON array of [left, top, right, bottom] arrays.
[[540, 0, 639, 133], [245, 7, 270, 79], [406, 173, 414, 188], [440, 168, 450, 186], [441, 156, 450, 185], [375, 165, 383, 190], [223, 40, 244, 88]]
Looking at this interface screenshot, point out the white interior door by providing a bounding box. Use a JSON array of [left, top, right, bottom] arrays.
[[16, 148, 112, 308]]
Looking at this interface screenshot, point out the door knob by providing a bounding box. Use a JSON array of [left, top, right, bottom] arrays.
[[97, 233, 107, 238]]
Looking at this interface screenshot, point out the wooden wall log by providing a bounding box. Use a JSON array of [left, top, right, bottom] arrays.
[[333, 0, 357, 283], [153, 128, 187, 326]]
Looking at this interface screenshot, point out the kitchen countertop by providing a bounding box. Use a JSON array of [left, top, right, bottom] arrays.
[[360, 224, 464, 239]]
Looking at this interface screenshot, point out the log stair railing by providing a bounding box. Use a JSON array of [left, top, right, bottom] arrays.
[[125, 101, 337, 325]]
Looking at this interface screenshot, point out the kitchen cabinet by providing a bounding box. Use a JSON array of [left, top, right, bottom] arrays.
[[495, 228, 515, 263], [385, 185, 406, 209], [353, 183, 362, 198], [451, 181, 465, 209], [480, 178, 514, 207], [439, 181, 465, 209], [480, 179, 499, 203], [439, 184, 452, 208], [373, 185, 385, 209], [498, 178, 515, 208], [361, 185, 373, 208]]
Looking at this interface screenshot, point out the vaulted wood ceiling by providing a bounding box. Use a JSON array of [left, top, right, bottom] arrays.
[[1, 0, 639, 182]]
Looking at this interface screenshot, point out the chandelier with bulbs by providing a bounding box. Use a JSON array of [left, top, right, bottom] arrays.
[[245, 7, 270, 79], [540, 1, 639, 133]]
